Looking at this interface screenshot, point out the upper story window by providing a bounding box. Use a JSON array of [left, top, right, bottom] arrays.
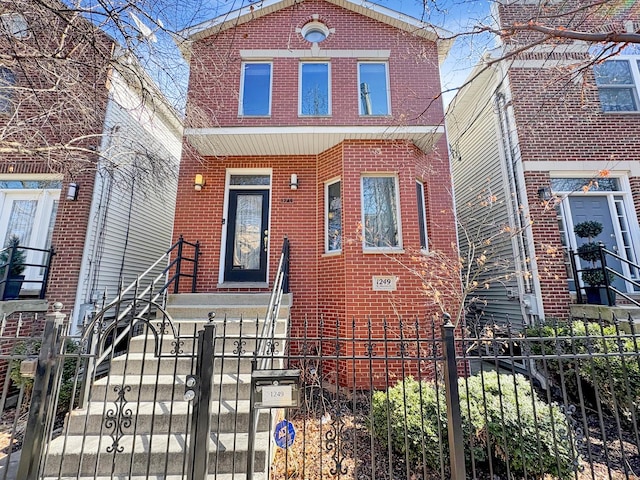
[[0, 66, 16, 114], [299, 62, 330, 116], [325, 179, 341, 253], [358, 62, 390, 116], [1, 13, 29, 39], [239, 62, 272, 116], [594, 58, 640, 113], [361, 174, 402, 250], [301, 21, 329, 43]]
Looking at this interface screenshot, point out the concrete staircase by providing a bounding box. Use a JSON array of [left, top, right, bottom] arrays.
[[43, 292, 291, 480]]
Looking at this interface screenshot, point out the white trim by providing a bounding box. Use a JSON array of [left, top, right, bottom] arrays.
[[416, 179, 428, 252], [325, 177, 342, 254], [357, 61, 391, 116], [523, 161, 640, 176], [0, 173, 63, 181], [298, 61, 331, 117], [186, 125, 443, 136], [219, 168, 273, 285], [238, 61, 273, 117], [241, 49, 390, 59], [360, 173, 403, 252]]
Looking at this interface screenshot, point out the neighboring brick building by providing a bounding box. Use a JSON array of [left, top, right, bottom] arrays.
[[174, 0, 458, 336], [0, 0, 182, 328], [447, 1, 640, 326]]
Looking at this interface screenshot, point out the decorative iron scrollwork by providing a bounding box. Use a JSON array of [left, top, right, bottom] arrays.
[[105, 385, 133, 453], [171, 339, 184, 355], [325, 409, 348, 475], [233, 339, 246, 355]]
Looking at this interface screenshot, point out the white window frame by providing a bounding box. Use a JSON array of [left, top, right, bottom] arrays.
[[360, 173, 403, 252], [0, 13, 29, 39], [357, 62, 391, 116], [239, 61, 273, 117], [298, 61, 331, 116], [594, 56, 640, 113], [325, 178, 341, 254], [416, 180, 428, 251]]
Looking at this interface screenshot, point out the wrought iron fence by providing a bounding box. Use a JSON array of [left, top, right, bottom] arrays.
[[1, 310, 639, 480]]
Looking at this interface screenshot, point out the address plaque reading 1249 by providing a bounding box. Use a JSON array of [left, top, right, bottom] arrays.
[[372, 275, 397, 291]]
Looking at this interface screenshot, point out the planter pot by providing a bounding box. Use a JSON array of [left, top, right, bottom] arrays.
[[585, 286, 616, 306], [1, 274, 25, 300]]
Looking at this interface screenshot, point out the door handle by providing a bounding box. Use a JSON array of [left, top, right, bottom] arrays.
[[263, 229, 269, 252]]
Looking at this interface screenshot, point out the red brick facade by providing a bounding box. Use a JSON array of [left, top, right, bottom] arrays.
[[174, 0, 459, 350], [496, 1, 640, 317]]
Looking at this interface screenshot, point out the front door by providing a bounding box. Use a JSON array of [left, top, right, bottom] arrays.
[[570, 196, 625, 292], [224, 190, 269, 283]]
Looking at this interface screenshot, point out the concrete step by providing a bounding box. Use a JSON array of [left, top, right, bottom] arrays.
[[165, 305, 290, 322], [167, 292, 292, 307], [43, 432, 269, 476], [65, 400, 274, 435], [90, 373, 253, 402]]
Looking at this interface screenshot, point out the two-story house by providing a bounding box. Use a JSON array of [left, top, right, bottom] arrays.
[[446, 0, 640, 326], [0, 0, 182, 329], [173, 0, 458, 343]]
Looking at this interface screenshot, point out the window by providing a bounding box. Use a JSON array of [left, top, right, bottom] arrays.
[[416, 181, 428, 250], [358, 62, 390, 115], [1, 13, 29, 39], [0, 67, 16, 114], [300, 62, 330, 116], [240, 63, 272, 116], [301, 21, 329, 43], [594, 59, 640, 112], [361, 175, 401, 249], [326, 180, 341, 252]]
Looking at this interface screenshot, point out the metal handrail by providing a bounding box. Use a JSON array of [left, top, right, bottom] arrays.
[[570, 242, 640, 308], [0, 244, 55, 300], [78, 236, 200, 404], [256, 236, 290, 370]]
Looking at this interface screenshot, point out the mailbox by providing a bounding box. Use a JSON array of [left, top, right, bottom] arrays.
[[251, 369, 301, 409], [20, 358, 38, 378]]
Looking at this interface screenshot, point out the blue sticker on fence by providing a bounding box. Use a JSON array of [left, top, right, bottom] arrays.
[[274, 420, 295, 449]]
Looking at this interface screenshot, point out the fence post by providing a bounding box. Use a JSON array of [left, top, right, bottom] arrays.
[[442, 313, 466, 480], [187, 314, 215, 480], [16, 303, 67, 480]]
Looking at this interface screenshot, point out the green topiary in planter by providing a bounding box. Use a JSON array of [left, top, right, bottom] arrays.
[[573, 221, 613, 287], [0, 235, 27, 299]]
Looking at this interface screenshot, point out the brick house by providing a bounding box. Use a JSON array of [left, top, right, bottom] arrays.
[[0, 0, 182, 329], [446, 1, 640, 326], [173, 0, 458, 341]]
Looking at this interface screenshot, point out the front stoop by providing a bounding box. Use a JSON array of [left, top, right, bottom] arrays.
[[43, 292, 291, 479], [570, 302, 640, 326]]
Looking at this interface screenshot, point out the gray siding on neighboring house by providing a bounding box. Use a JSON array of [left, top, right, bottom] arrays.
[[447, 67, 526, 329], [74, 74, 182, 326]]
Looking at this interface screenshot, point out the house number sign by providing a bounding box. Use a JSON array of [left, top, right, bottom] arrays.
[[372, 276, 397, 291], [260, 385, 293, 408]]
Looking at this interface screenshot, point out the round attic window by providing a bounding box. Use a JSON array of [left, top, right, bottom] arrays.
[[301, 21, 329, 43]]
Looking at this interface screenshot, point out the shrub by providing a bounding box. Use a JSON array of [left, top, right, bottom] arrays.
[[528, 321, 640, 424], [371, 372, 577, 479], [10, 339, 80, 413]]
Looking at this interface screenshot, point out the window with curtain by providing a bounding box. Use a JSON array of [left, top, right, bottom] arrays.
[[361, 175, 400, 249]]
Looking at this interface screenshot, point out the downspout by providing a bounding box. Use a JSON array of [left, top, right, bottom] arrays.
[[494, 87, 544, 325]]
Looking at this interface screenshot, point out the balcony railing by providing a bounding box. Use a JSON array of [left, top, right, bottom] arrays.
[[0, 244, 54, 301]]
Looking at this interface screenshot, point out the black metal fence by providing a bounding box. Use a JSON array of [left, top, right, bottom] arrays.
[[1, 311, 639, 480]]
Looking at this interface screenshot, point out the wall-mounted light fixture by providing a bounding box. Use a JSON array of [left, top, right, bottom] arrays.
[[537, 187, 551, 201], [194, 174, 205, 191], [290, 173, 299, 190], [66, 182, 78, 201]]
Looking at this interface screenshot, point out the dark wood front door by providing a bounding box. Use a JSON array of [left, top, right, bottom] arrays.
[[224, 189, 269, 282]]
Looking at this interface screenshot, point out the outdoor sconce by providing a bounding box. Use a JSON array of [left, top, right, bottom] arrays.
[[194, 174, 205, 191], [290, 174, 299, 190], [66, 182, 78, 201], [537, 187, 551, 201]]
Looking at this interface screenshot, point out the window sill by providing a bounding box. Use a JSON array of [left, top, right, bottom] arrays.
[[238, 114, 272, 118], [322, 250, 342, 257], [363, 248, 404, 254], [298, 114, 332, 118], [601, 110, 639, 115], [359, 114, 392, 117]]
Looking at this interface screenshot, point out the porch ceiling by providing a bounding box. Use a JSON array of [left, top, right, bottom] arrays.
[[184, 125, 445, 156]]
